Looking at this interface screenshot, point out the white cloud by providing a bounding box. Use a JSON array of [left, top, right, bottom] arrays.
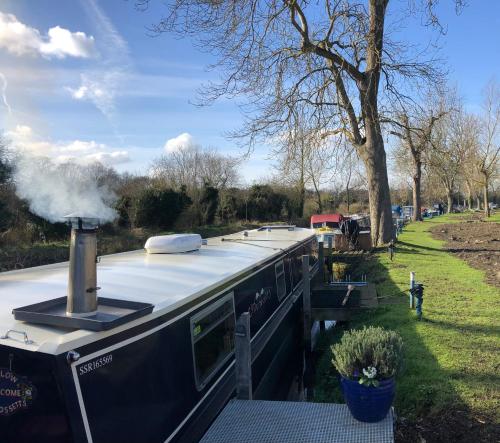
[[5, 124, 129, 166], [164, 133, 197, 153], [0, 11, 96, 59], [65, 0, 130, 121], [5, 124, 52, 155], [40, 26, 96, 59], [59, 140, 106, 153], [66, 72, 118, 118], [84, 151, 129, 165], [0, 12, 40, 56], [6, 124, 32, 138]]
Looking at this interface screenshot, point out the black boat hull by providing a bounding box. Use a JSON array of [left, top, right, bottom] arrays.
[[0, 237, 317, 443]]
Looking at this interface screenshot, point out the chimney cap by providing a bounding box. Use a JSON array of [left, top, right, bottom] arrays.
[[64, 214, 100, 230]]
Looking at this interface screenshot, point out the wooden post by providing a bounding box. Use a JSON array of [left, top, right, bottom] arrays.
[[302, 255, 311, 354], [410, 272, 415, 309], [302, 254, 314, 401], [318, 241, 324, 283], [327, 235, 333, 283], [235, 312, 252, 400]]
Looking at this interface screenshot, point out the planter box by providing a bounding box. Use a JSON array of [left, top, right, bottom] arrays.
[[341, 377, 395, 423]]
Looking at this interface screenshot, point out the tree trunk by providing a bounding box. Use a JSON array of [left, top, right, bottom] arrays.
[[311, 173, 323, 213], [346, 185, 350, 212], [465, 181, 473, 210], [447, 191, 453, 213], [483, 173, 490, 218], [412, 160, 422, 221], [359, 127, 393, 246], [298, 151, 305, 218], [476, 195, 481, 211], [298, 182, 305, 218], [315, 188, 323, 213]]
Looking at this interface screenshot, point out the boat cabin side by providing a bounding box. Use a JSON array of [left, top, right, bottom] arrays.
[[0, 230, 317, 443]]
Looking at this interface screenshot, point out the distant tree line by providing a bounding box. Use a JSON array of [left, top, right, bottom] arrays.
[[391, 80, 499, 219], [1, 138, 368, 247]]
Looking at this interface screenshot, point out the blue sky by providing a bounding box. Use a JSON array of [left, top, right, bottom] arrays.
[[0, 0, 498, 184]]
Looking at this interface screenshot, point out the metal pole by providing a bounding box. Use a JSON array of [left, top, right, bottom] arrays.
[[235, 312, 252, 400], [410, 271, 415, 309]]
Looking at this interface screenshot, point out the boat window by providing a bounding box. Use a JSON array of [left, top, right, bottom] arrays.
[[275, 260, 287, 301], [191, 293, 235, 390]]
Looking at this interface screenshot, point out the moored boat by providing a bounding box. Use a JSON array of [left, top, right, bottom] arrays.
[[0, 224, 317, 443]]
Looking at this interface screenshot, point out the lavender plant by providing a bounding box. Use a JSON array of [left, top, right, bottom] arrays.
[[331, 326, 404, 386]]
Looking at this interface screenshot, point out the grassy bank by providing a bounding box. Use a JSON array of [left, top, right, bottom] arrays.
[[315, 214, 500, 434]]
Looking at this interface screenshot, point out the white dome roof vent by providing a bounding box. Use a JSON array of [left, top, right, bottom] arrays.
[[145, 234, 202, 254]]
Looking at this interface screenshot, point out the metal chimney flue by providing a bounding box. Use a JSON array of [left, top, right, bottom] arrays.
[[65, 216, 100, 317], [12, 214, 154, 331]]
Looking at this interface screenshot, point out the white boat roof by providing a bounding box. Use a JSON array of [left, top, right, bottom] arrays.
[[0, 227, 314, 355]]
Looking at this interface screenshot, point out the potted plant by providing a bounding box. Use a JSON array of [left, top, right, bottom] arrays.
[[331, 326, 404, 422]]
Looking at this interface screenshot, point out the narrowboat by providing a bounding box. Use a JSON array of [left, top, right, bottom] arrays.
[[0, 220, 317, 443]]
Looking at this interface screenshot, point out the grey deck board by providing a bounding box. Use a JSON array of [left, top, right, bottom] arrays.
[[200, 400, 394, 443]]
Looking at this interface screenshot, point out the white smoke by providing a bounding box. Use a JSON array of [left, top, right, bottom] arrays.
[[13, 155, 117, 223], [0, 72, 11, 114]]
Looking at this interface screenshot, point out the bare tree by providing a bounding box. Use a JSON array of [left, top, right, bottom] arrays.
[[151, 144, 240, 223], [139, 0, 462, 245], [426, 96, 468, 213], [477, 80, 500, 217], [457, 115, 482, 211], [273, 117, 308, 217], [273, 112, 335, 214], [390, 103, 446, 221], [332, 144, 365, 213], [307, 141, 333, 213], [461, 161, 482, 211], [151, 145, 239, 192]]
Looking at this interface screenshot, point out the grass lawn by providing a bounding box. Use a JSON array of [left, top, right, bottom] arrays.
[[314, 214, 500, 428], [485, 212, 500, 223]]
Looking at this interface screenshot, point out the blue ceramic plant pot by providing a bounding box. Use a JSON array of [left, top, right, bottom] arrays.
[[340, 376, 395, 423]]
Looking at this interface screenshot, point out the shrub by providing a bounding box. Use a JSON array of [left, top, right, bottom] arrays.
[[134, 187, 191, 230], [115, 196, 132, 228], [245, 184, 289, 221], [199, 184, 219, 225], [331, 326, 404, 382]]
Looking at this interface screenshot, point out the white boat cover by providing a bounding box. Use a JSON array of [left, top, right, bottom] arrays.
[[144, 234, 202, 254], [0, 227, 315, 354]]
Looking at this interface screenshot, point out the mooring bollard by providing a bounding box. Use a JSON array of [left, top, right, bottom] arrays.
[[409, 271, 415, 308], [411, 283, 424, 320]]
